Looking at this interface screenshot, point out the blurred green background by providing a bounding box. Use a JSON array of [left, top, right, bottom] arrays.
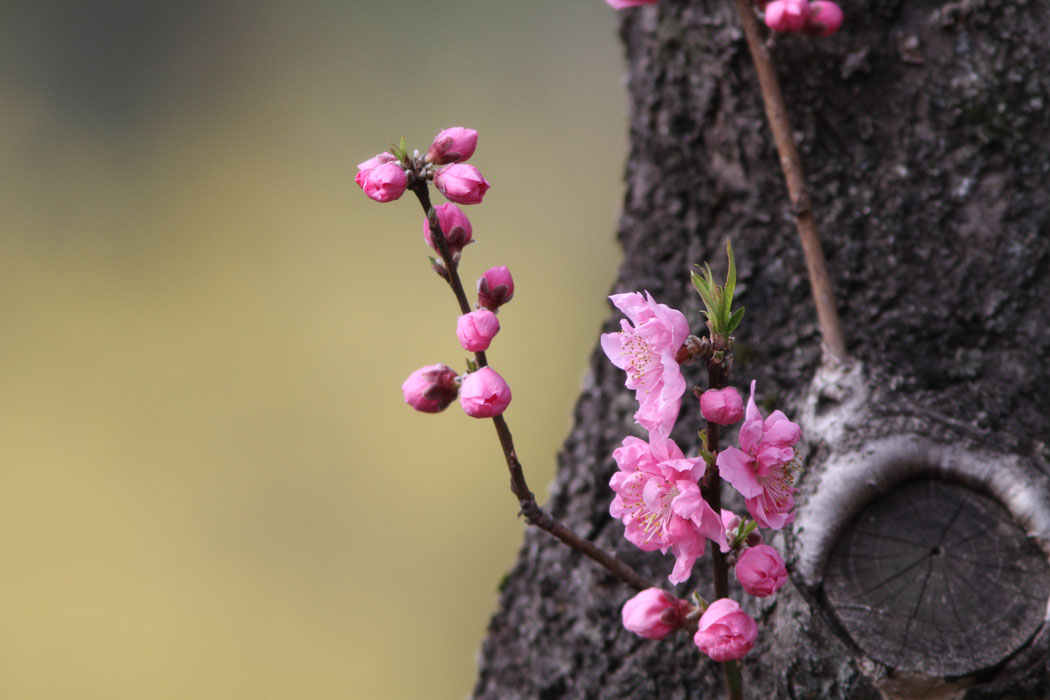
[[0, 2, 625, 698]]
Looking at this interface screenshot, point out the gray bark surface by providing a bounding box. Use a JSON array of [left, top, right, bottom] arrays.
[[473, 0, 1050, 697]]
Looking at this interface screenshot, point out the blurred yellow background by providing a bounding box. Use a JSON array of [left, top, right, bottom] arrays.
[[0, 2, 625, 698]]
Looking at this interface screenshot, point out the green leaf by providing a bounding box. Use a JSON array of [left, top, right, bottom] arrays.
[[727, 306, 745, 334], [723, 241, 737, 311]]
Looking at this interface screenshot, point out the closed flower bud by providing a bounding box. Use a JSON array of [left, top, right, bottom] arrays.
[[459, 367, 512, 418], [423, 203, 474, 254], [621, 588, 691, 640], [434, 164, 491, 205], [425, 127, 479, 165], [693, 598, 758, 661], [355, 152, 396, 190], [456, 309, 501, 352], [735, 544, 788, 598], [764, 0, 810, 33], [361, 161, 407, 203], [477, 266, 514, 311], [401, 364, 460, 413], [700, 386, 744, 425], [804, 0, 843, 37]]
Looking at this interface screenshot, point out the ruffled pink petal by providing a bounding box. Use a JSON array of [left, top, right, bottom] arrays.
[[670, 481, 704, 517], [691, 498, 727, 552], [668, 533, 705, 584], [763, 411, 801, 446], [717, 446, 764, 498]]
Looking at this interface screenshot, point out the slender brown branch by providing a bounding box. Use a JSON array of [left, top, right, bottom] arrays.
[[730, 0, 849, 363], [702, 353, 741, 700], [409, 182, 654, 592]]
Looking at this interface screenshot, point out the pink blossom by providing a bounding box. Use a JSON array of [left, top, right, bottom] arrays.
[[805, 0, 843, 36], [459, 367, 512, 418], [700, 386, 744, 426], [426, 127, 479, 165], [359, 161, 407, 203], [764, 0, 810, 33], [355, 152, 395, 190], [735, 544, 788, 598], [600, 292, 689, 436], [477, 266, 515, 311], [401, 364, 459, 413], [423, 203, 473, 254], [621, 588, 691, 640], [457, 310, 501, 352], [605, 0, 659, 7], [693, 598, 758, 661], [610, 434, 725, 584], [435, 163, 491, 205], [717, 380, 802, 530]]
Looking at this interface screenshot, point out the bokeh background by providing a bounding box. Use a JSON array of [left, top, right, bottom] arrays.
[[0, 2, 626, 698]]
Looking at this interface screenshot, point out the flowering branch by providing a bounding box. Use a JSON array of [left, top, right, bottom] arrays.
[[369, 129, 655, 593], [729, 0, 849, 362]]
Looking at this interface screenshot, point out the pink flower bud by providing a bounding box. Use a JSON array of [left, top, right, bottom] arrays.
[[355, 152, 395, 185], [477, 266, 515, 312], [423, 203, 474, 254], [605, 0, 659, 7], [459, 367, 512, 418], [360, 161, 407, 203], [764, 0, 810, 33], [456, 309, 501, 352], [621, 588, 691, 640], [401, 364, 460, 413], [425, 127, 479, 165], [700, 386, 744, 425], [693, 598, 758, 662], [735, 544, 788, 598], [804, 0, 843, 37], [434, 164, 491, 205]]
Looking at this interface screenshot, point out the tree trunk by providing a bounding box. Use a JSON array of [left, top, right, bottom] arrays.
[[473, 0, 1050, 697]]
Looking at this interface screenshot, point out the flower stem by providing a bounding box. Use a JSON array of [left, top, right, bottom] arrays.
[[408, 183, 654, 593], [703, 354, 739, 699], [724, 659, 744, 700], [729, 0, 848, 363]]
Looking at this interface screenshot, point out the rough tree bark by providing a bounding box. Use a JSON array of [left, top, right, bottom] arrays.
[[473, 0, 1050, 697]]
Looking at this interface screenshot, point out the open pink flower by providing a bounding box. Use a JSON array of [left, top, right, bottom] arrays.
[[735, 544, 788, 598], [693, 598, 758, 661], [716, 380, 802, 529], [610, 434, 725, 584], [600, 292, 689, 436], [621, 588, 691, 640]]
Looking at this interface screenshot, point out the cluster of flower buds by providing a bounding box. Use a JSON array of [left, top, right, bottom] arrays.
[[401, 264, 516, 419], [620, 588, 761, 662], [356, 127, 491, 205], [378, 128, 513, 419], [761, 0, 843, 36]]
